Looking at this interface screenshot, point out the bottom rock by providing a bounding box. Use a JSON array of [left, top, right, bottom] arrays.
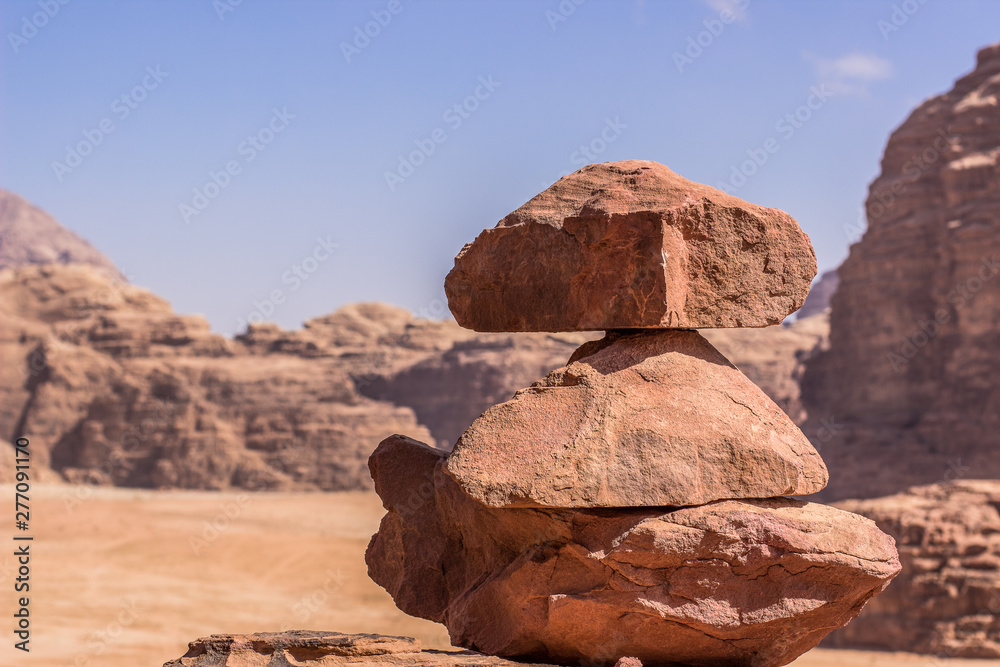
[[163, 631, 556, 667], [366, 435, 901, 667]]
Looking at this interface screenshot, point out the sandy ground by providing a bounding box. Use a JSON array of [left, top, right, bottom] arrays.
[[0, 485, 996, 667]]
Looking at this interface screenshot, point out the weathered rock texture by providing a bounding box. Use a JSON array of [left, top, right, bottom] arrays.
[[367, 435, 900, 667], [802, 43, 1000, 500], [0, 188, 124, 280], [163, 631, 555, 667], [445, 160, 817, 332], [826, 480, 1000, 657], [446, 330, 827, 508]]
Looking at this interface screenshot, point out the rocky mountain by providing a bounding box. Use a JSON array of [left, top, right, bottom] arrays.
[[0, 264, 428, 490], [0, 189, 124, 280], [802, 42, 1000, 500]]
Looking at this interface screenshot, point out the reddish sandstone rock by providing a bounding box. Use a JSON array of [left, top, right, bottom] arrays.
[[445, 160, 816, 332], [367, 436, 901, 667], [445, 329, 827, 508], [162, 631, 556, 667]]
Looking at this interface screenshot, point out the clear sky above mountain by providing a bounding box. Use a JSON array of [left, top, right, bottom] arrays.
[[2, 0, 997, 334]]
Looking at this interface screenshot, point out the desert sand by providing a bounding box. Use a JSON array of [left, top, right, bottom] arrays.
[[0, 484, 995, 667]]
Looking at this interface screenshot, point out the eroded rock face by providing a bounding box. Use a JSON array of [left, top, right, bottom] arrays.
[[0, 265, 433, 490], [827, 480, 1000, 657], [446, 330, 827, 508], [445, 160, 817, 332], [801, 43, 1000, 500], [367, 435, 901, 667], [163, 631, 555, 667]]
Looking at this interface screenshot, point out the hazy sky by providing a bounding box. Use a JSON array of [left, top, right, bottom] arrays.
[[2, 0, 998, 334]]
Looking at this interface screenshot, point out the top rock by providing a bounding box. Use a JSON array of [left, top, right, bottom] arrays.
[[445, 161, 816, 331]]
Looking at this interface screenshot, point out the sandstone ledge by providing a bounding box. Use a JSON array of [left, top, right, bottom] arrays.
[[163, 631, 557, 667]]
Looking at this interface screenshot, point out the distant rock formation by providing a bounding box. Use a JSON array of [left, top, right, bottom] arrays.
[[802, 43, 1000, 500], [0, 189, 124, 280], [0, 264, 433, 490], [828, 480, 1000, 657], [796, 269, 839, 319], [163, 631, 555, 667]]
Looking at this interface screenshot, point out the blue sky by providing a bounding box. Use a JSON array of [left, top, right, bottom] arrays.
[[2, 0, 998, 334]]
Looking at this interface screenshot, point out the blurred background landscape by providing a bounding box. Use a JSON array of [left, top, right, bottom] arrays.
[[1, 1, 999, 665]]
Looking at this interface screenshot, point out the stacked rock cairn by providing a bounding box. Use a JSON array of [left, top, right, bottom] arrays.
[[366, 161, 901, 667]]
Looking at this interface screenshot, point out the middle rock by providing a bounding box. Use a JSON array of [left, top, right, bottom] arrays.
[[446, 329, 828, 508]]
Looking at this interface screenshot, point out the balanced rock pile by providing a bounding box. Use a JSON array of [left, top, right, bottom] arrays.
[[367, 161, 901, 666]]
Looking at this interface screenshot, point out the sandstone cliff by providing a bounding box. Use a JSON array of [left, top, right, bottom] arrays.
[[0, 265, 432, 490], [828, 480, 1000, 657], [802, 43, 1000, 500]]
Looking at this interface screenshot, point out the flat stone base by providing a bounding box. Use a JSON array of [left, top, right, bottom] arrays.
[[164, 631, 558, 667]]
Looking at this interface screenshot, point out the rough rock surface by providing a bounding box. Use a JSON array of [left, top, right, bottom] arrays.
[[0, 188, 124, 280], [801, 43, 1000, 500], [446, 329, 827, 508], [367, 435, 901, 667], [826, 480, 1000, 657], [702, 312, 828, 424], [445, 160, 817, 332], [163, 631, 554, 667]]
